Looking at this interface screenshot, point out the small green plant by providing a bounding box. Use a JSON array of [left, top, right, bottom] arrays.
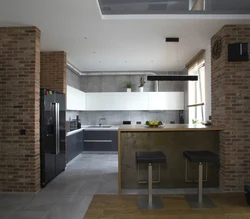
[[138, 77, 146, 88], [192, 119, 198, 124], [124, 81, 134, 89]]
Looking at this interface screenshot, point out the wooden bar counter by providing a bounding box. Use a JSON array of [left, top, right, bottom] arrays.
[[118, 124, 224, 194]]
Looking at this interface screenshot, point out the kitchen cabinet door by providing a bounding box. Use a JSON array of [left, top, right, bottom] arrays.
[[66, 130, 84, 163], [67, 85, 86, 111], [83, 130, 118, 151], [84, 142, 113, 151], [85, 93, 148, 111], [148, 92, 184, 110], [67, 134, 76, 163], [76, 130, 84, 154], [111, 131, 118, 151]]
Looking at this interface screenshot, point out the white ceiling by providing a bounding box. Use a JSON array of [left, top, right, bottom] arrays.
[[0, 0, 249, 72]]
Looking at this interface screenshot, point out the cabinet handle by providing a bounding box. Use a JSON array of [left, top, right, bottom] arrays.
[[84, 140, 112, 143]]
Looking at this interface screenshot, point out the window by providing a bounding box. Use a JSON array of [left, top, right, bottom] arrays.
[[187, 50, 205, 124]]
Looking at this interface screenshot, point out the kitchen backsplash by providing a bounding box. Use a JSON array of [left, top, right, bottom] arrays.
[[78, 111, 180, 125], [66, 111, 80, 121]]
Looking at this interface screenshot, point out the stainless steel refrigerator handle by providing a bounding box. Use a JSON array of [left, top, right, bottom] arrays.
[[56, 103, 60, 154], [52, 103, 57, 154], [55, 103, 58, 154]]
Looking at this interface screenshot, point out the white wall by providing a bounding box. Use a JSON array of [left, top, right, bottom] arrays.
[[205, 44, 211, 120]]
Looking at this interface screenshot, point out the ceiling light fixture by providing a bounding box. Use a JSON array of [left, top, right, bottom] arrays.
[[165, 37, 179, 42], [165, 37, 180, 72], [83, 37, 88, 40]]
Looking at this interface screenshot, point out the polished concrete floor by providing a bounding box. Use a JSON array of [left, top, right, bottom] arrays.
[[0, 153, 221, 219], [0, 153, 118, 219]]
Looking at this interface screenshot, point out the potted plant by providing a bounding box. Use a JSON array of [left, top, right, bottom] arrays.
[[124, 81, 134, 92], [138, 77, 146, 92]]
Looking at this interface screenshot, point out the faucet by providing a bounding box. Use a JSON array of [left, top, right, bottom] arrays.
[[99, 118, 106, 126]]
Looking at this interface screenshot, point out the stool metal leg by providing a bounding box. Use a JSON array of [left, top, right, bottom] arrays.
[[185, 161, 216, 209], [198, 162, 203, 203], [137, 163, 164, 210], [148, 163, 152, 205]]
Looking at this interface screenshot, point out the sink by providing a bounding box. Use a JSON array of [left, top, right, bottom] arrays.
[[87, 125, 111, 128]]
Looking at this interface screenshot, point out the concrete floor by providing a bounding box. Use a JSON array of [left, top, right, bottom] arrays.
[[0, 153, 118, 219], [0, 153, 221, 219]]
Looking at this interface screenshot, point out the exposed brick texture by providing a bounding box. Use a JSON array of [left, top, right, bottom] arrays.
[[211, 25, 250, 191], [40, 51, 67, 163], [0, 26, 41, 192], [40, 52, 66, 94]]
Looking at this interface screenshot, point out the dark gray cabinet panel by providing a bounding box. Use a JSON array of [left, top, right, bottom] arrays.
[[84, 130, 118, 151], [84, 142, 113, 151], [110, 131, 118, 151], [67, 130, 84, 163], [67, 134, 76, 162], [84, 131, 112, 140]]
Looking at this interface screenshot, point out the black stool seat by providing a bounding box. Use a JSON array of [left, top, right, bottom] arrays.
[[136, 151, 166, 164], [183, 150, 219, 163]]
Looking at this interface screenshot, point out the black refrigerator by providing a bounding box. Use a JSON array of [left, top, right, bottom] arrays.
[[40, 88, 66, 188]]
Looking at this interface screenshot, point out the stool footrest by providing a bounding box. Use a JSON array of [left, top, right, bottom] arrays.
[[137, 164, 161, 184]]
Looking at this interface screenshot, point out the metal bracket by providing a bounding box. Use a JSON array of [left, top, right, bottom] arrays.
[[137, 163, 161, 184], [185, 159, 208, 183]]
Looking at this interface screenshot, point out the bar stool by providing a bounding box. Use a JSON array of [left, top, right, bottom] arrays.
[[136, 151, 166, 210], [183, 150, 219, 208]]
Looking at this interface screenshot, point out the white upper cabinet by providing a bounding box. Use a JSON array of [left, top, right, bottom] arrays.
[[148, 92, 184, 110], [86, 92, 184, 111], [66, 87, 184, 111], [66, 85, 86, 111], [86, 93, 149, 111]]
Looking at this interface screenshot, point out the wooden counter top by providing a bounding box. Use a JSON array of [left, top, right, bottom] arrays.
[[118, 124, 225, 132]]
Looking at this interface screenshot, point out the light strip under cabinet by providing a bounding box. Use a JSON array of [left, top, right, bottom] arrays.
[[84, 140, 112, 143]]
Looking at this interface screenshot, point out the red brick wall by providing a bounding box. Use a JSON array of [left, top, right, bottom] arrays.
[[211, 25, 250, 191], [0, 26, 41, 192], [40, 52, 66, 93]]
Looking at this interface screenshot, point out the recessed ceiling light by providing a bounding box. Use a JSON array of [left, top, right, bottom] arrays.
[[93, 52, 96, 54], [83, 37, 88, 40], [99, 61, 102, 63], [125, 61, 127, 63], [151, 61, 154, 62]]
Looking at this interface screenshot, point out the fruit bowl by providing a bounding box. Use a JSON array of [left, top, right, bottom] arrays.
[[145, 120, 163, 128]]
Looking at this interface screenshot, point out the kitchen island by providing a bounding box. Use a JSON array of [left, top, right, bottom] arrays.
[[118, 124, 225, 194]]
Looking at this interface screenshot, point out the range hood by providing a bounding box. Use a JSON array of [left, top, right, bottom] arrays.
[[147, 75, 198, 81]]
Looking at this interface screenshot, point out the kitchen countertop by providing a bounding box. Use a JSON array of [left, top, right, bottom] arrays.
[[66, 124, 224, 136], [83, 125, 120, 131], [66, 128, 85, 136], [118, 124, 225, 132], [66, 125, 120, 136]]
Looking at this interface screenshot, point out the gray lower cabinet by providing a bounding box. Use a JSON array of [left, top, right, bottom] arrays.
[[83, 130, 118, 151], [67, 129, 84, 163]]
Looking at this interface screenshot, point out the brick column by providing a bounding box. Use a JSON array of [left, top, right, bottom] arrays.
[[211, 25, 250, 191], [0, 27, 41, 192], [40, 52, 66, 93]]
